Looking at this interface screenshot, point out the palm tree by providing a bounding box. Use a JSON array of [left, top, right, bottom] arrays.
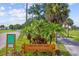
[[45, 3, 70, 24], [66, 18, 73, 26], [64, 18, 73, 37]]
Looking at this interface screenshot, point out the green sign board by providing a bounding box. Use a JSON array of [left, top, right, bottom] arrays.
[[7, 34, 15, 44]]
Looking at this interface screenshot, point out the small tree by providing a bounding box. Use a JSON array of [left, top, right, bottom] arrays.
[[9, 25, 14, 29], [23, 19, 64, 44]]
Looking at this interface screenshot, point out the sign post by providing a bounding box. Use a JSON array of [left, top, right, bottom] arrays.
[[6, 34, 16, 56]]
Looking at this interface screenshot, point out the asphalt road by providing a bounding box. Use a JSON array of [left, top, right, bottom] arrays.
[[57, 37, 79, 56]]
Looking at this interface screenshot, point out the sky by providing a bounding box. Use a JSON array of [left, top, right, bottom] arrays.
[[0, 3, 26, 26], [69, 3, 79, 27], [0, 3, 79, 27]]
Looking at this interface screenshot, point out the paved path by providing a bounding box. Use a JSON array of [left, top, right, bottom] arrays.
[[65, 45, 79, 56], [57, 37, 79, 56], [0, 33, 6, 49], [62, 38, 79, 46], [0, 31, 20, 49]]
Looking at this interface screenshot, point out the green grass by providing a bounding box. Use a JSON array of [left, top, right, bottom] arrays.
[[69, 30, 79, 41], [0, 31, 70, 56], [0, 30, 16, 56], [0, 30, 16, 33], [62, 29, 79, 42], [0, 48, 13, 56], [0, 33, 30, 56], [0, 35, 70, 56], [0, 48, 6, 56], [15, 33, 57, 56], [0, 32, 69, 56], [16, 33, 30, 51], [58, 43, 70, 56]]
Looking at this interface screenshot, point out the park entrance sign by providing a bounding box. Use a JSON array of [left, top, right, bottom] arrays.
[[6, 34, 16, 55], [21, 44, 59, 55], [7, 34, 15, 44]]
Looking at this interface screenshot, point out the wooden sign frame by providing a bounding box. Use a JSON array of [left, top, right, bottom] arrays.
[[6, 34, 16, 56], [21, 44, 58, 55]]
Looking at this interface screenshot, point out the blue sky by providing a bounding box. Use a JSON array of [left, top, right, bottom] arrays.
[[0, 3, 79, 27], [69, 3, 79, 27], [0, 3, 26, 26]]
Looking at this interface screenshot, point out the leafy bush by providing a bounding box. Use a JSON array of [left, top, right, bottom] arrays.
[[22, 19, 64, 44]]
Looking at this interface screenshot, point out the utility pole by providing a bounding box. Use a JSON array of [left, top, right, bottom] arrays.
[[26, 3, 28, 23]]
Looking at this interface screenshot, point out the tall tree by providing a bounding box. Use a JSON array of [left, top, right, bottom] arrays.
[[0, 25, 5, 29], [9, 25, 14, 29], [66, 18, 73, 26], [14, 24, 21, 30], [28, 4, 45, 20], [45, 3, 70, 24], [0, 25, 5, 28]]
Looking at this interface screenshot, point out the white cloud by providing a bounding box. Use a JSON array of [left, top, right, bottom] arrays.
[[8, 6, 12, 9], [24, 4, 26, 9], [0, 17, 26, 26], [0, 11, 5, 16], [8, 18, 25, 24], [0, 6, 5, 10], [74, 19, 79, 27], [0, 4, 27, 26], [9, 9, 26, 18], [10, 3, 15, 5], [0, 19, 7, 25], [69, 3, 76, 6], [69, 3, 73, 5], [0, 6, 6, 16], [0, 8, 26, 26]]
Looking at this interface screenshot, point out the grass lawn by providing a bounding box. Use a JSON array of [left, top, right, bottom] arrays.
[[16, 33, 70, 56], [15, 33, 57, 56], [0, 32, 70, 56], [0, 30, 16, 33], [58, 43, 70, 56], [62, 29, 79, 42], [69, 30, 79, 41], [0, 48, 6, 56], [16, 33, 30, 51], [0, 33, 29, 56]]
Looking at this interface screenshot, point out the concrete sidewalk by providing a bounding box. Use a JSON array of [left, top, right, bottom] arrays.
[[57, 37, 79, 56], [64, 45, 79, 56]]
